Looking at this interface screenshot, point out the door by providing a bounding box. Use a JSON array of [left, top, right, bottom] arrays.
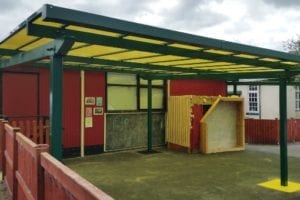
[[2, 72, 38, 117]]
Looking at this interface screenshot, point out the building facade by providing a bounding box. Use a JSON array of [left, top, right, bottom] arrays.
[[228, 84, 300, 119], [1, 67, 227, 156]]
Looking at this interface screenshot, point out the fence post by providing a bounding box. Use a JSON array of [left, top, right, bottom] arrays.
[[36, 144, 49, 200], [0, 119, 8, 174], [11, 127, 20, 200]]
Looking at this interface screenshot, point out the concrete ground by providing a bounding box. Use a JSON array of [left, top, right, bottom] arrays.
[[246, 142, 300, 158], [65, 146, 300, 200]]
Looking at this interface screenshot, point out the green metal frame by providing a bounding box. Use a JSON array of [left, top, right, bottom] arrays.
[[147, 79, 153, 152], [279, 78, 288, 186], [142, 71, 300, 80], [1, 4, 300, 185], [41, 4, 300, 63], [63, 56, 216, 75], [227, 80, 300, 86], [0, 38, 73, 68], [27, 24, 294, 70], [50, 55, 63, 160], [0, 38, 73, 160]]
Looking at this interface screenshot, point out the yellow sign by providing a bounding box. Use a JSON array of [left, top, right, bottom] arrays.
[[85, 117, 93, 128]]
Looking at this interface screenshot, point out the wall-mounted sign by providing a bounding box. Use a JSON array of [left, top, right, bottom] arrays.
[[85, 107, 93, 117], [85, 117, 93, 128], [85, 97, 95, 105], [96, 96, 103, 106], [93, 107, 103, 115]]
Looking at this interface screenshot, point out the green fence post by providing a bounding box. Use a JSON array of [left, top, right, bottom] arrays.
[[50, 55, 63, 160], [147, 79, 153, 152], [279, 78, 288, 186]]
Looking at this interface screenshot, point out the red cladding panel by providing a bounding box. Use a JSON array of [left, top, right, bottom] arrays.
[[170, 80, 227, 96], [84, 71, 105, 146], [3, 73, 38, 116], [62, 71, 81, 148], [39, 69, 50, 116]]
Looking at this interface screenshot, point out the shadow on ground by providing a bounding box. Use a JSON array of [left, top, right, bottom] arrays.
[[0, 180, 9, 200], [64, 148, 300, 200]]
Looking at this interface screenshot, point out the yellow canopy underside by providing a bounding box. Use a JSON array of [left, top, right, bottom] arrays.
[[0, 17, 299, 74]]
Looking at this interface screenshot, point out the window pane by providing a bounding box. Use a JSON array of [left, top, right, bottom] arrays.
[[107, 86, 137, 110], [107, 73, 136, 85], [140, 79, 163, 86], [248, 85, 259, 113], [140, 88, 164, 109]]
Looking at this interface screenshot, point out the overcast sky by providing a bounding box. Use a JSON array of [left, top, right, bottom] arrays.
[[1, 0, 300, 51]]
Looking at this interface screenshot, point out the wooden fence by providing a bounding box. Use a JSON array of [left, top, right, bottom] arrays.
[[0, 119, 113, 200], [9, 118, 50, 145], [245, 118, 300, 144]]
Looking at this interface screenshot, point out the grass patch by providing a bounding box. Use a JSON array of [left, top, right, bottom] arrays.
[[64, 148, 300, 200]]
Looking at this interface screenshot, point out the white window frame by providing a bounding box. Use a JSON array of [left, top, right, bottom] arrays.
[[106, 73, 165, 112], [248, 85, 259, 114]]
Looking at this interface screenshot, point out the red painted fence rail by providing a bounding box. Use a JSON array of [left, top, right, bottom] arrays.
[[9, 118, 50, 145], [245, 118, 300, 144], [0, 119, 113, 200]]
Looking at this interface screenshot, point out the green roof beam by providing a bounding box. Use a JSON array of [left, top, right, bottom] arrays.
[[27, 62, 172, 77], [0, 48, 21, 56], [0, 38, 74, 68], [41, 4, 300, 63], [64, 55, 216, 74], [27, 24, 295, 70], [141, 71, 296, 80]]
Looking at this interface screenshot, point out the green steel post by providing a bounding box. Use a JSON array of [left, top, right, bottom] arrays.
[[233, 83, 237, 95], [50, 55, 63, 160], [279, 78, 288, 186], [147, 79, 153, 152]]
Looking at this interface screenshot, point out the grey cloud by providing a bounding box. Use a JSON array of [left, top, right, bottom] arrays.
[[224, 20, 252, 34], [0, 0, 21, 12], [76, 0, 153, 20], [159, 0, 228, 32], [262, 0, 300, 7]]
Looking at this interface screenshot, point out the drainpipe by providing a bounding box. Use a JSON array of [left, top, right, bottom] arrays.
[[80, 70, 85, 157]]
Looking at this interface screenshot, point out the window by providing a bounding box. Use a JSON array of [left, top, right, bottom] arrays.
[[107, 73, 137, 111], [248, 85, 259, 113], [295, 86, 300, 112], [107, 73, 165, 111]]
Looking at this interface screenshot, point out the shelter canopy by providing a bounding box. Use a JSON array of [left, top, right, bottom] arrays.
[[1, 4, 300, 80]]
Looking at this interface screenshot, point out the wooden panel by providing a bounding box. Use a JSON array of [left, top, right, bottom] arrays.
[[0, 119, 7, 171], [166, 96, 192, 147], [41, 152, 113, 200], [245, 119, 279, 144], [15, 132, 49, 200], [1, 119, 111, 200], [3, 124, 19, 199], [292, 119, 300, 141], [245, 118, 300, 144], [8, 119, 50, 145], [200, 97, 244, 154]]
